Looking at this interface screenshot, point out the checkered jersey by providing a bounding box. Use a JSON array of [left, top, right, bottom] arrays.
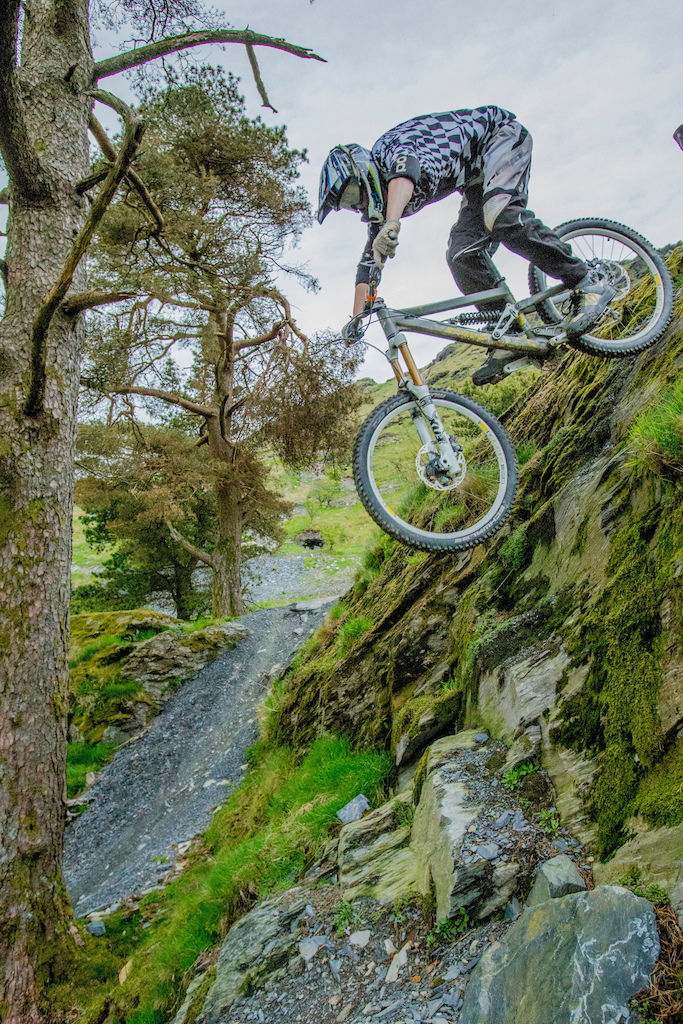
[[371, 106, 517, 213], [356, 107, 517, 284]]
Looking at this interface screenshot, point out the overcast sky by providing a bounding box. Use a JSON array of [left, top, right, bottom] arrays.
[[4, 0, 682, 379], [194, 0, 683, 378]]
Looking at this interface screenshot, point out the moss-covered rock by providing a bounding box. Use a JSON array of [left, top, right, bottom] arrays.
[[273, 258, 683, 864]]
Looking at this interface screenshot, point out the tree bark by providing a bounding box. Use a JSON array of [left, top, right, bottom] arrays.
[[206, 419, 244, 617], [0, 0, 93, 1019]]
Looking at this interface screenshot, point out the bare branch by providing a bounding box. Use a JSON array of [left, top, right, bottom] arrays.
[[62, 290, 140, 314], [165, 520, 215, 568], [245, 42, 276, 113], [85, 382, 217, 419], [76, 169, 110, 195], [90, 89, 139, 125], [89, 114, 164, 232], [24, 117, 146, 417], [92, 28, 325, 80], [234, 320, 284, 352]]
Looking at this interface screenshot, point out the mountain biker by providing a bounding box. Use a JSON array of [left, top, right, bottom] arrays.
[[318, 106, 616, 385]]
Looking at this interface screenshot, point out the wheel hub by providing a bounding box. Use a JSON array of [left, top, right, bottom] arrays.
[[416, 440, 466, 491]]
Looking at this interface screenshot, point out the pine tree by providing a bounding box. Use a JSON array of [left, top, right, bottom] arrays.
[[81, 67, 360, 616]]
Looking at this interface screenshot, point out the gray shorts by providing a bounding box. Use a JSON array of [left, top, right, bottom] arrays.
[[469, 120, 533, 232]]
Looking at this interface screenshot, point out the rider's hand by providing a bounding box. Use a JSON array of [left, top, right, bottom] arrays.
[[342, 315, 365, 343], [373, 220, 401, 267]]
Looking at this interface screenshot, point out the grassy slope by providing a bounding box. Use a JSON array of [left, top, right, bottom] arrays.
[[52, 736, 391, 1024], [72, 506, 109, 587]]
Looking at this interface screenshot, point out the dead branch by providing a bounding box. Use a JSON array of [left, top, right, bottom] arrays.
[[62, 290, 139, 314], [24, 117, 146, 417], [90, 89, 138, 125], [165, 520, 215, 568], [92, 28, 325, 81], [245, 42, 276, 112], [76, 168, 110, 195], [85, 382, 216, 419], [89, 114, 164, 233], [233, 320, 285, 353]]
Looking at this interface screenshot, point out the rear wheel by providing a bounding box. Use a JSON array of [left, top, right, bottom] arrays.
[[528, 218, 673, 357], [353, 389, 518, 553]]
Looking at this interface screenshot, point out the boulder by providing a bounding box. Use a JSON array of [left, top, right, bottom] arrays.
[[412, 733, 488, 921], [478, 643, 570, 741], [593, 820, 683, 926], [504, 724, 542, 772], [196, 891, 308, 1023], [337, 797, 417, 903], [526, 854, 586, 907], [121, 621, 249, 702], [460, 886, 659, 1024], [336, 793, 370, 824]]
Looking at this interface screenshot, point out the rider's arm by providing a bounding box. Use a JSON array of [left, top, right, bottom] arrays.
[[352, 178, 415, 315], [385, 176, 414, 220]]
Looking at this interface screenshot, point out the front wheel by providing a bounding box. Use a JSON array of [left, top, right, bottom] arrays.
[[528, 218, 674, 357], [353, 389, 518, 553]]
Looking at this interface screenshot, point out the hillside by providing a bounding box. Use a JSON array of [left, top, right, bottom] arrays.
[[277, 249, 683, 872], [51, 253, 683, 1024]]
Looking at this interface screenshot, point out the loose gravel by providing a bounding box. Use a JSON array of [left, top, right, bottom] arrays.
[[64, 601, 332, 918]]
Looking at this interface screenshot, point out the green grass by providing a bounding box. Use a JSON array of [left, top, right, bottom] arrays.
[[65, 735, 392, 1024], [66, 741, 118, 799], [629, 378, 683, 472], [72, 506, 110, 587], [336, 615, 374, 656]]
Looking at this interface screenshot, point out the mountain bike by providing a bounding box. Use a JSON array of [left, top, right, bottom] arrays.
[[346, 218, 674, 553]]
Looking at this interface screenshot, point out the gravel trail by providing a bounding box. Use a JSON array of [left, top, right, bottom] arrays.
[[64, 600, 332, 918]]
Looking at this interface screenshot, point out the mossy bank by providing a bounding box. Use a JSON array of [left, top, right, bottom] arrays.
[[275, 250, 683, 863]]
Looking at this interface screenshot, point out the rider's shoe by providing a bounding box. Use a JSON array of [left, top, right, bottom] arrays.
[[567, 269, 616, 337], [471, 349, 515, 386]]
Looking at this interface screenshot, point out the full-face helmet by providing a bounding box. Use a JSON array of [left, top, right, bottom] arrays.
[[317, 144, 385, 224]]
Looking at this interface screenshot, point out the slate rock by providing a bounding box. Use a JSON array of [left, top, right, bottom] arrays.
[[459, 885, 659, 1024], [86, 919, 106, 936], [526, 854, 586, 907], [336, 793, 371, 824], [196, 892, 307, 1022]]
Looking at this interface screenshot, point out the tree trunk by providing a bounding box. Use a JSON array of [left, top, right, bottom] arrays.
[[212, 476, 245, 617], [206, 420, 244, 617], [172, 560, 199, 621], [0, 1, 93, 1018]]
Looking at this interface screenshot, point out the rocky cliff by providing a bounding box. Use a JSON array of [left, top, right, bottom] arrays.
[[275, 250, 683, 896]]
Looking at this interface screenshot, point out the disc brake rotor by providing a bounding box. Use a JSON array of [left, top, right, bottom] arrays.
[[416, 443, 467, 492], [598, 259, 631, 301]]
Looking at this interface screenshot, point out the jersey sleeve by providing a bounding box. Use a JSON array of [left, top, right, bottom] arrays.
[[355, 223, 380, 285], [383, 151, 421, 185]]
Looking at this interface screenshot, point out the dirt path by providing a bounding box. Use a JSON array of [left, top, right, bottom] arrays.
[[64, 600, 333, 918]]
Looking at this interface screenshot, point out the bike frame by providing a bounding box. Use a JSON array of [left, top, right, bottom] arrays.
[[363, 267, 571, 475]]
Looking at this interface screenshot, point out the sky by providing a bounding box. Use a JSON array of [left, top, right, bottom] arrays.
[[176, 0, 683, 379], [4, 0, 683, 380]]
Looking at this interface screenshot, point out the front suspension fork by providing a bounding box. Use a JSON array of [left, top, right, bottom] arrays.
[[376, 306, 459, 473]]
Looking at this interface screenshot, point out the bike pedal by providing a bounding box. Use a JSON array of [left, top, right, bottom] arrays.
[[502, 357, 536, 374]]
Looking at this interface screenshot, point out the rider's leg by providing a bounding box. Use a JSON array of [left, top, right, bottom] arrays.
[[481, 123, 615, 330], [446, 187, 516, 386], [446, 190, 506, 313]]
